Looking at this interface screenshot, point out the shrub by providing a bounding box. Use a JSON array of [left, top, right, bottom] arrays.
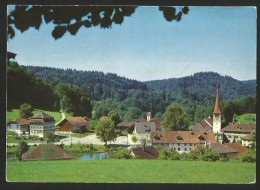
[[131, 136, 138, 143], [110, 148, 132, 159], [239, 149, 256, 163], [160, 149, 181, 160], [16, 141, 29, 161], [188, 145, 220, 161]]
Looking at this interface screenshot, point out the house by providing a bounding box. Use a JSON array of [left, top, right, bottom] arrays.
[[221, 123, 255, 143], [29, 111, 56, 138], [240, 134, 255, 147], [189, 117, 213, 131], [224, 143, 247, 155], [130, 146, 159, 159], [7, 118, 30, 136], [209, 143, 238, 160], [128, 122, 157, 145], [22, 143, 73, 161], [116, 122, 134, 131], [58, 117, 90, 134], [150, 131, 216, 153]]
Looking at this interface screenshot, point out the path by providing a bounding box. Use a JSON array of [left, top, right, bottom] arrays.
[[55, 112, 65, 126]]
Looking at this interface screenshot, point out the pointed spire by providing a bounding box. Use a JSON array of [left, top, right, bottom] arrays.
[[213, 87, 221, 114]]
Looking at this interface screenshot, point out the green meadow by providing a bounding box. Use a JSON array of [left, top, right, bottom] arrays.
[[6, 108, 72, 122], [6, 159, 255, 183]]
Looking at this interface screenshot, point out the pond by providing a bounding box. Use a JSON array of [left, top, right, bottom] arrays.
[[76, 152, 110, 160]]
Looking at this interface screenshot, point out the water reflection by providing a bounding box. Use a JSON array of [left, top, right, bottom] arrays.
[[78, 152, 109, 160]]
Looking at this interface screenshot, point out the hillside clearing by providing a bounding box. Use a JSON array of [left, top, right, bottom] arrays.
[[6, 160, 255, 183], [235, 114, 256, 124]]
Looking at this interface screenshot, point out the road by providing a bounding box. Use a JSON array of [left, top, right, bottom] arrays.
[[7, 134, 128, 146], [55, 112, 65, 126], [59, 134, 128, 146]]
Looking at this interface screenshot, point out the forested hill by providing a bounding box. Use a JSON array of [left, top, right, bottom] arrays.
[[27, 66, 256, 101], [26, 66, 147, 100], [145, 72, 256, 100]]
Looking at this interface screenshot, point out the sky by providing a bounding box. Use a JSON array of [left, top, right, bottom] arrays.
[[7, 6, 256, 82]]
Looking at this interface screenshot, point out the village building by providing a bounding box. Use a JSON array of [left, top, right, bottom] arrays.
[[221, 123, 255, 143], [29, 112, 56, 138], [130, 146, 159, 159], [189, 117, 213, 131], [58, 117, 90, 134], [224, 143, 248, 155], [7, 118, 30, 136], [116, 121, 134, 132], [240, 134, 255, 147], [150, 131, 216, 153], [209, 143, 238, 160], [22, 143, 73, 161]]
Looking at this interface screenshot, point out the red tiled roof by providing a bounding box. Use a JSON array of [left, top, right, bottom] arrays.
[[151, 118, 162, 130], [30, 112, 55, 123], [190, 117, 213, 131], [221, 123, 255, 133], [209, 143, 238, 154], [22, 144, 73, 161], [67, 117, 90, 127], [213, 88, 221, 114], [131, 146, 159, 159], [9, 118, 30, 125], [150, 131, 216, 144], [224, 143, 247, 155], [117, 122, 134, 128]]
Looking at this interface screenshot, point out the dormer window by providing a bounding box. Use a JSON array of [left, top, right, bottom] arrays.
[[198, 135, 205, 141], [176, 135, 183, 140], [191, 132, 195, 135], [204, 132, 207, 135]]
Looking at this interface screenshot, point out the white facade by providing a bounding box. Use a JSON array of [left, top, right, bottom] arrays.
[[153, 143, 199, 153], [128, 132, 152, 145], [213, 114, 221, 134], [224, 132, 250, 143], [30, 122, 55, 138], [7, 123, 22, 135]]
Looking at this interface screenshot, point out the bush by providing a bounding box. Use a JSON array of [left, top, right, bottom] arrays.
[[188, 145, 220, 161], [16, 141, 29, 161], [160, 149, 181, 160], [131, 136, 138, 143], [110, 148, 132, 159], [239, 149, 256, 163]]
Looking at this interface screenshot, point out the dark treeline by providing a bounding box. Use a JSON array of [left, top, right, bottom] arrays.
[[9, 64, 256, 123], [7, 62, 92, 117]]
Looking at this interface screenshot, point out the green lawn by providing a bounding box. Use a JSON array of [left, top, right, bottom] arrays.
[[6, 160, 255, 183], [6, 108, 72, 123], [235, 114, 256, 124]]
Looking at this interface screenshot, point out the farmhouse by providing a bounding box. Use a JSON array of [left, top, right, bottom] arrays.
[[29, 112, 55, 138], [129, 121, 157, 145], [209, 143, 238, 160], [116, 121, 134, 131], [221, 123, 255, 143], [240, 134, 255, 147], [130, 146, 159, 159], [58, 117, 90, 133], [7, 118, 30, 136], [22, 143, 73, 161], [150, 131, 216, 153], [189, 117, 213, 131]]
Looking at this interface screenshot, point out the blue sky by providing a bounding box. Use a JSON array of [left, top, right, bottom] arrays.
[[8, 6, 256, 81]]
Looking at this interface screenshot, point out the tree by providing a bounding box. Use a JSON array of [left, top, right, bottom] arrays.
[[44, 130, 56, 143], [162, 103, 190, 131], [8, 6, 189, 40], [19, 103, 34, 118], [239, 149, 256, 163], [16, 141, 29, 161], [95, 119, 117, 146], [108, 110, 121, 126]]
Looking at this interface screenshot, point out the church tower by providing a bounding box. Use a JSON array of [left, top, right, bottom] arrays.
[[213, 88, 221, 134]]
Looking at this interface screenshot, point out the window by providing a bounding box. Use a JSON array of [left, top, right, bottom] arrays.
[[190, 143, 192, 146], [178, 143, 180, 146], [190, 148, 192, 150], [174, 148, 176, 150], [184, 143, 186, 146], [184, 148, 187, 151], [178, 148, 180, 151]]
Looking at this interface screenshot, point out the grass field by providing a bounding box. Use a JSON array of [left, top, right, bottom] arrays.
[[235, 114, 256, 124], [6, 108, 72, 123], [6, 160, 255, 183]]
